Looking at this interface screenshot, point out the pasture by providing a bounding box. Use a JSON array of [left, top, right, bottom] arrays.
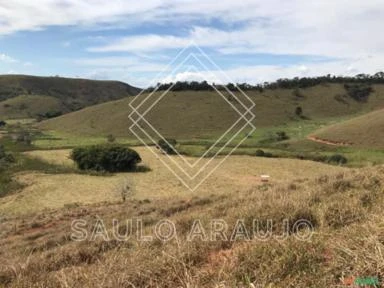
[[0, 147, 347, 216], [0, 150, 382, 287]]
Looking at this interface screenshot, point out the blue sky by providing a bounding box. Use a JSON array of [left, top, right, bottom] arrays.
[[0, 0, 383, 87]]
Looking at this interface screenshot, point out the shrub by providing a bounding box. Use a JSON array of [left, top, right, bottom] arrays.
[[259, 131, 290, 144], [0, 145, 15, 171], [106, 134, 116, 143], [297, 154, 327, 162], [295, 153, 346, 165], [71, 145, 142, 172], [295, 106, 303, 117], [255, 149, 274, 158], [275, 131, 289, 141], [344, 84, 373, 102], [15, 130, 32, 145], [327, 154, 347, 165], [37, 111, 63, 119], [264, 152, 274, 158], [157, 138, 177, 155]]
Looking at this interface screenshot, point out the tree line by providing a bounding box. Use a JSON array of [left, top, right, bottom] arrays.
[[146, 72, 384, 92]]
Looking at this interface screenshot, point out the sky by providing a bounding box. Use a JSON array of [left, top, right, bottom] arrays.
[[0, 0, 383, 88]]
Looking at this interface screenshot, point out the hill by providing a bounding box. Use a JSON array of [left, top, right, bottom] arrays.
[[0, 95, 65, 119], [312, 108, 384, 148], [0, 75, 141, 119], [39, 83, 384, 139]]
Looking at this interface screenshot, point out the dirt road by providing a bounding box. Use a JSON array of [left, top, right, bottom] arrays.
[[307, 135, 352, 146]]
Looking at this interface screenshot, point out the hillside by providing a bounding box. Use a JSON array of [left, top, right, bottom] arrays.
[[312, 108, 384, 148], [39, 83, 384, 139], [0, 95, 65, 119], [0, 157, 383, 287], [0, 75, 141, 119]]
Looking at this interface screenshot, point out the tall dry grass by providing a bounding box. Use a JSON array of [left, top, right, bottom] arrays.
[[0, 166, 383, 287]]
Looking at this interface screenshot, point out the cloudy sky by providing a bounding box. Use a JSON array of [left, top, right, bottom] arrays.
[[0, 0, 383, 87]]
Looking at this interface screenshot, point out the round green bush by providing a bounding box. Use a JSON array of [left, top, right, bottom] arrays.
[[71, 145, 142, 172]]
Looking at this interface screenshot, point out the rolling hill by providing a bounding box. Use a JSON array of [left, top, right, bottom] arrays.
[[312, 108, 384, 148], [0, 75, 141, 119], [0, 95, 65, 119], [39, 83, 384, 139]]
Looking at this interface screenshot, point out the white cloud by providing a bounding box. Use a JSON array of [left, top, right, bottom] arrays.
[[0, 0, 166, 35], [2, 1, 384, 61], [158, 56, 384, 85], [88, 35, 191, 53], [0, 0, 284, 35], [83, 0, 384, 83], [161, 71, 220, 84], [74, 56, 165, 72], [86, 70, 110, 80], [1, 1, 384, 84], [0, 53, 18, 63], [81, 1, 384, 60], [90, 15, 384, 59]]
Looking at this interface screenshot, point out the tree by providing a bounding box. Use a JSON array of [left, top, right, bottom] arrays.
[[344, 84, 373, 102], [275, 131, 289, 141], [145, 73, 384, 92], [328, 154, 348, 165], [71, 145, 142, 172], [295, 106, 303, 117], [226, 83, 236, 91]]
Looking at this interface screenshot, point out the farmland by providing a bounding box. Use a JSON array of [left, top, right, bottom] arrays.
[[0, 78, 383, 287]]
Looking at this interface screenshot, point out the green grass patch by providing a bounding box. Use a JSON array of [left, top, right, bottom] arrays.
[[33, 131, 145, 149]]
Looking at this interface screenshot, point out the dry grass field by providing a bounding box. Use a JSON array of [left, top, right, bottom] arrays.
[[313, 108, 384, 148], [0, 122, 383, 287], [24, 150, 75, 167], [0, 157, 382, 287], [0, 147, 347, 216], [0, 95, 64, 120]]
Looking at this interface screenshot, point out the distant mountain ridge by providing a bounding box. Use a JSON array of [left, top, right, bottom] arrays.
[[0, 74, 141, 119]]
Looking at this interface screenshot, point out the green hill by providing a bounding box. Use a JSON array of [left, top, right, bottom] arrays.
[[312, 108, 384, 148], [39, 83, 384, 139], [0, 75, 140, 119], [0, 95, 65, 119]]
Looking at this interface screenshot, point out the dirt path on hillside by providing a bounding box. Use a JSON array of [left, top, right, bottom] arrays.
[[307, 135, 352, 146]]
